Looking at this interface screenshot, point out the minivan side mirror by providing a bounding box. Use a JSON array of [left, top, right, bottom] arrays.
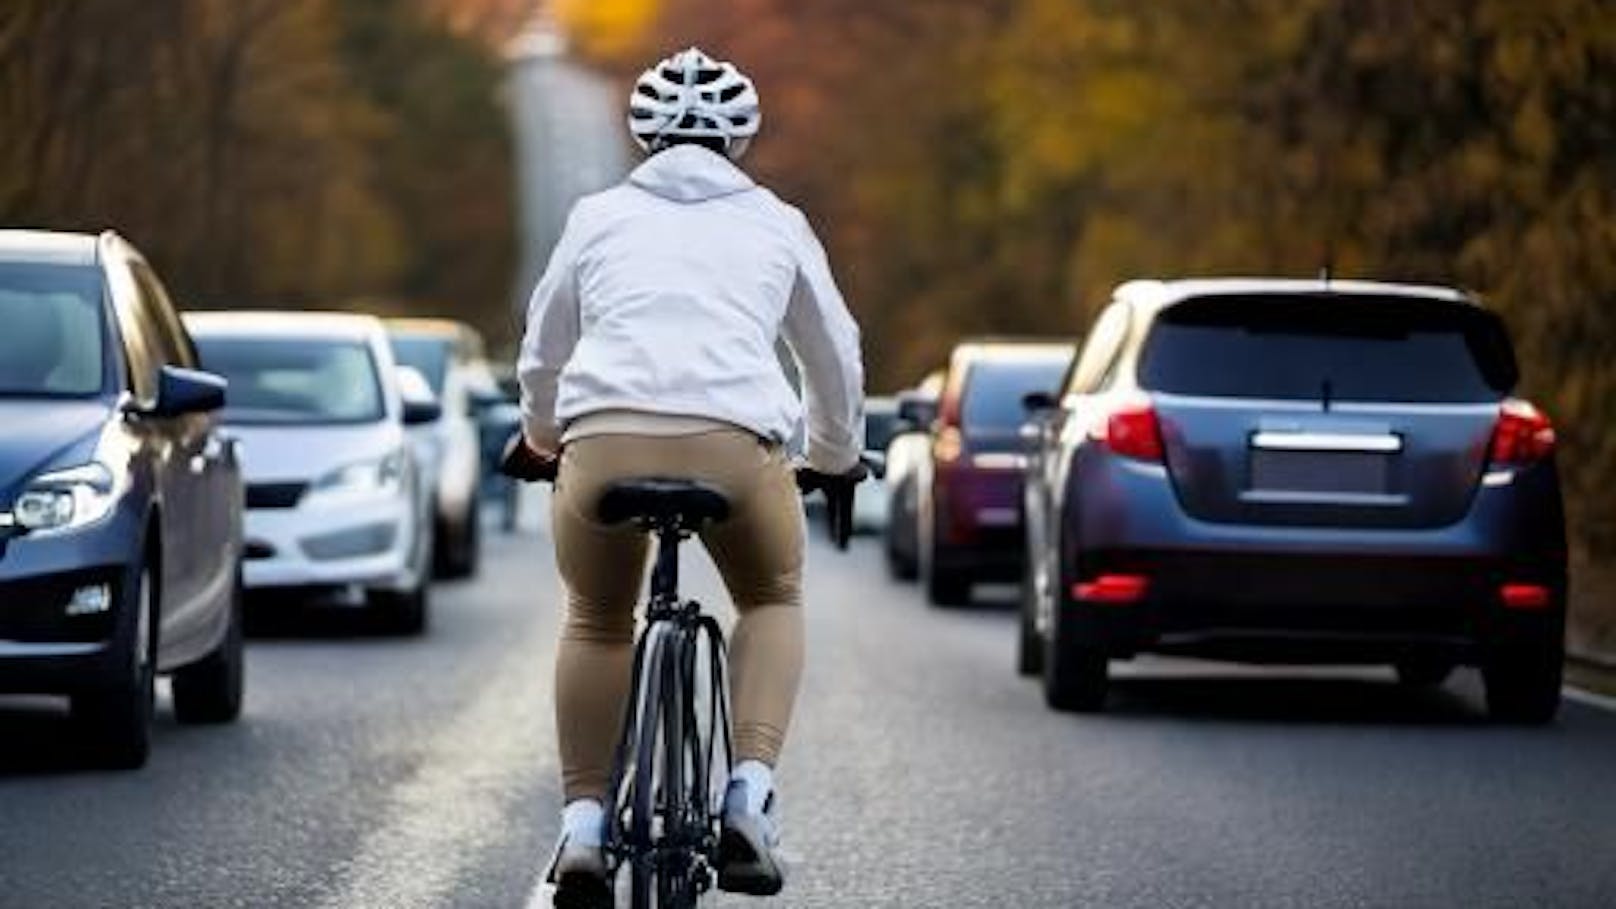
[[395, 366, 443, 426], [149, 366, 227, 417], [1022, 391, 1058, 413]]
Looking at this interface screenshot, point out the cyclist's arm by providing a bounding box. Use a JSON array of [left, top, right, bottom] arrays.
[[516, 209, 586, 454], [782, 211, 865, 474]]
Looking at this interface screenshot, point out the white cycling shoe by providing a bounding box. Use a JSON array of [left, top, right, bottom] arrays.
[[716, 778, 786, 896], [547, 801, 611, 909]]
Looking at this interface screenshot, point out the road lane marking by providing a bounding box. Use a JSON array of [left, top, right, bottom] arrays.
[[314, 636, 555, 909]]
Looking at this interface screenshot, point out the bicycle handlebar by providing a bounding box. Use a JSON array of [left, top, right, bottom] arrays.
[[498, 433, 871, 550]]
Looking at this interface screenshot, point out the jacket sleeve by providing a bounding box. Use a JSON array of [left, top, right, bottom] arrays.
[[782, 211, 865, 473], [517, 207, 586, 453]]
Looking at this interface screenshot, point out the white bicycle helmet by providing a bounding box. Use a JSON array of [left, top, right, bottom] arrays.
[[628, 47, 761, 161]]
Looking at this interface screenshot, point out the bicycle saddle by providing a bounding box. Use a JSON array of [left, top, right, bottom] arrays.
[[597, 478, 731, 527]]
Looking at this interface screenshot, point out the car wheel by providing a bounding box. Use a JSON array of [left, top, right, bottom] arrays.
[[73, 562, 156, 769], [439, 501, 481, 580], [884, 485, 918, 581], [1043, 606, 1108, 713], [1394, 659, 1454, 689], [172, 569, 245, 725], [373, 578, 430, 636], [1017, 556, 1044, 677], [1483, 637, 1563, 725], [886, 530, 917, 581]]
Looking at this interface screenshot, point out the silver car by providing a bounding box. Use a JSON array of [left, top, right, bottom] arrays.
[[387, 319, 498, 579], [187, 312, 440, 634]]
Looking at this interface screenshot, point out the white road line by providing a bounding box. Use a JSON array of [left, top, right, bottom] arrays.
[[315, 641, 552, 909], [524, 875, 553, 909], [1563, 685, 1616, 713]]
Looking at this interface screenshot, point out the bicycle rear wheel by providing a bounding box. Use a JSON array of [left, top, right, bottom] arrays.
[[627, 624, 705, 909]]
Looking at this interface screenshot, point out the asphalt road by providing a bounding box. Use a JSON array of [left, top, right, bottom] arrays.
[[3, 498, 1616, 909]]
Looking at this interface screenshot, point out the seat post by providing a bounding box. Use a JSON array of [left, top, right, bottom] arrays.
[[648, 521, 681, 604]]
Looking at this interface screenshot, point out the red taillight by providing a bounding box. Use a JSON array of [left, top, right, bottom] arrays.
[[1096, 401, 1164, 462], [1489, 399, 1555, 466], [1072, 574, 1150, 605], [1500, 583, 1553, 610]]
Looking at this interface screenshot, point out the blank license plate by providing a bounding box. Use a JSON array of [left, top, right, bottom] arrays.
[[1249, 449, 1391, 495], [976, 507, 1019, 527]]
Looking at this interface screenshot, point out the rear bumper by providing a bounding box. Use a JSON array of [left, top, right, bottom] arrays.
[[1064, 549, 1562, 663], [1058, 450, 1567, 662], [932, 464, 1025, 575]]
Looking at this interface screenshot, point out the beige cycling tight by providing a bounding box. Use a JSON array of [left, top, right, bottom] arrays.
[[551, 428, 805, 802]]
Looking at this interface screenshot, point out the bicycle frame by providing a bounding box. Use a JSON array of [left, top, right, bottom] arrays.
[[602, 515, 734, 907]]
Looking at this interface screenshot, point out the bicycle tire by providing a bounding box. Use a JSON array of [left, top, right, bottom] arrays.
[[628, 625, 669, 909], [658, 628, 690, 909]]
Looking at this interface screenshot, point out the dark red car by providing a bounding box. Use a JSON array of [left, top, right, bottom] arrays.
[[915, 341, 1075, 605]]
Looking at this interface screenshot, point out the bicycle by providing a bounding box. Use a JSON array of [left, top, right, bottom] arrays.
[[502, 437, 865, 908]]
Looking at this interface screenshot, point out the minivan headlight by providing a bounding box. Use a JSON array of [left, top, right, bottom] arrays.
[[309, 450, 407, 499], [14, 463, 121, 533]]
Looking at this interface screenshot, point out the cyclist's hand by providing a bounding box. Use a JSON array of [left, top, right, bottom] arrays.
[[499, 432, 559, 483], [797, 461, 869, 550]]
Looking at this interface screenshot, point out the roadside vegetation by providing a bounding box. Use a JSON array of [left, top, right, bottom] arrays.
[[0, 0, 514, 342]]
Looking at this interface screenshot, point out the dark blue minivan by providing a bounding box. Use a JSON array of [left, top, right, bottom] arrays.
[[1021, 279, 1566, 722], [0, 230, 244, 768]]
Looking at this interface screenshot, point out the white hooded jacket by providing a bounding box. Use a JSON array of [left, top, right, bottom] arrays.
[[518, 145, 865, 471]]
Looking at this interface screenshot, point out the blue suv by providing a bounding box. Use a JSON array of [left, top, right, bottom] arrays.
[[0, 231, 244, 768], [1020, 279, 1566, 722]]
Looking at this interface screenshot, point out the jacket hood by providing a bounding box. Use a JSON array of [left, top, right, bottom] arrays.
[[628, 146, 755, 203]]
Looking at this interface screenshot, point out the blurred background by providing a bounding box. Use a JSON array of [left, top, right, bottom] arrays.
[[2, 0, 1612, 650]]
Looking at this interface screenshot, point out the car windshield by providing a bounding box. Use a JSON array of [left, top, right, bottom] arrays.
[[1139, 295, 1516, 403], [0, 262, 105, 397], [195, 336, 385, 425], [389, 335, 450, 395], [961, 356, 1071, 433]]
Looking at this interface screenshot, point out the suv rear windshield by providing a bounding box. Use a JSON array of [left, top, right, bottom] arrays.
[[196, 337, 385, 425], [0, 262, 105, 397], [961, 356, 1071, 432], [1139, 295, 1517, 403]]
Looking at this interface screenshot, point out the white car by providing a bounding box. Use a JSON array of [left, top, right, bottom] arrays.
[[387, 319, 498, 579], [185, 312, 440, 633]]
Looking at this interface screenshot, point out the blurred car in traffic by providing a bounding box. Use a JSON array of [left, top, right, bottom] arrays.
[[912, 342, 1076, 605], [0, 230, 244, 768], [477, 371, 523, 493], [386, 319, 500, 579], [188, 312, 440, 634], [1021, 279, 1567, 722], [883, 371, 943, 579], [852, 396, 898, 533]]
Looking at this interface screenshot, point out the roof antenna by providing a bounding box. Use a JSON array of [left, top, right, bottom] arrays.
[[1319, 240, 1335, 291]]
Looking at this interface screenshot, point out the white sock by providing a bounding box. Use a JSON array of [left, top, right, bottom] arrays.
[[730, 760, 774, 813], [562, 798, 605, 847]]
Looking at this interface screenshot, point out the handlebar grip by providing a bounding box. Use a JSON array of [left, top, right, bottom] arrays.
[[796, 464, 867, 550], [499, 433, 558, 483]]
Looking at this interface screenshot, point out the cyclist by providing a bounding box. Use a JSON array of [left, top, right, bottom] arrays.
[[519, 47, 865, 904]]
